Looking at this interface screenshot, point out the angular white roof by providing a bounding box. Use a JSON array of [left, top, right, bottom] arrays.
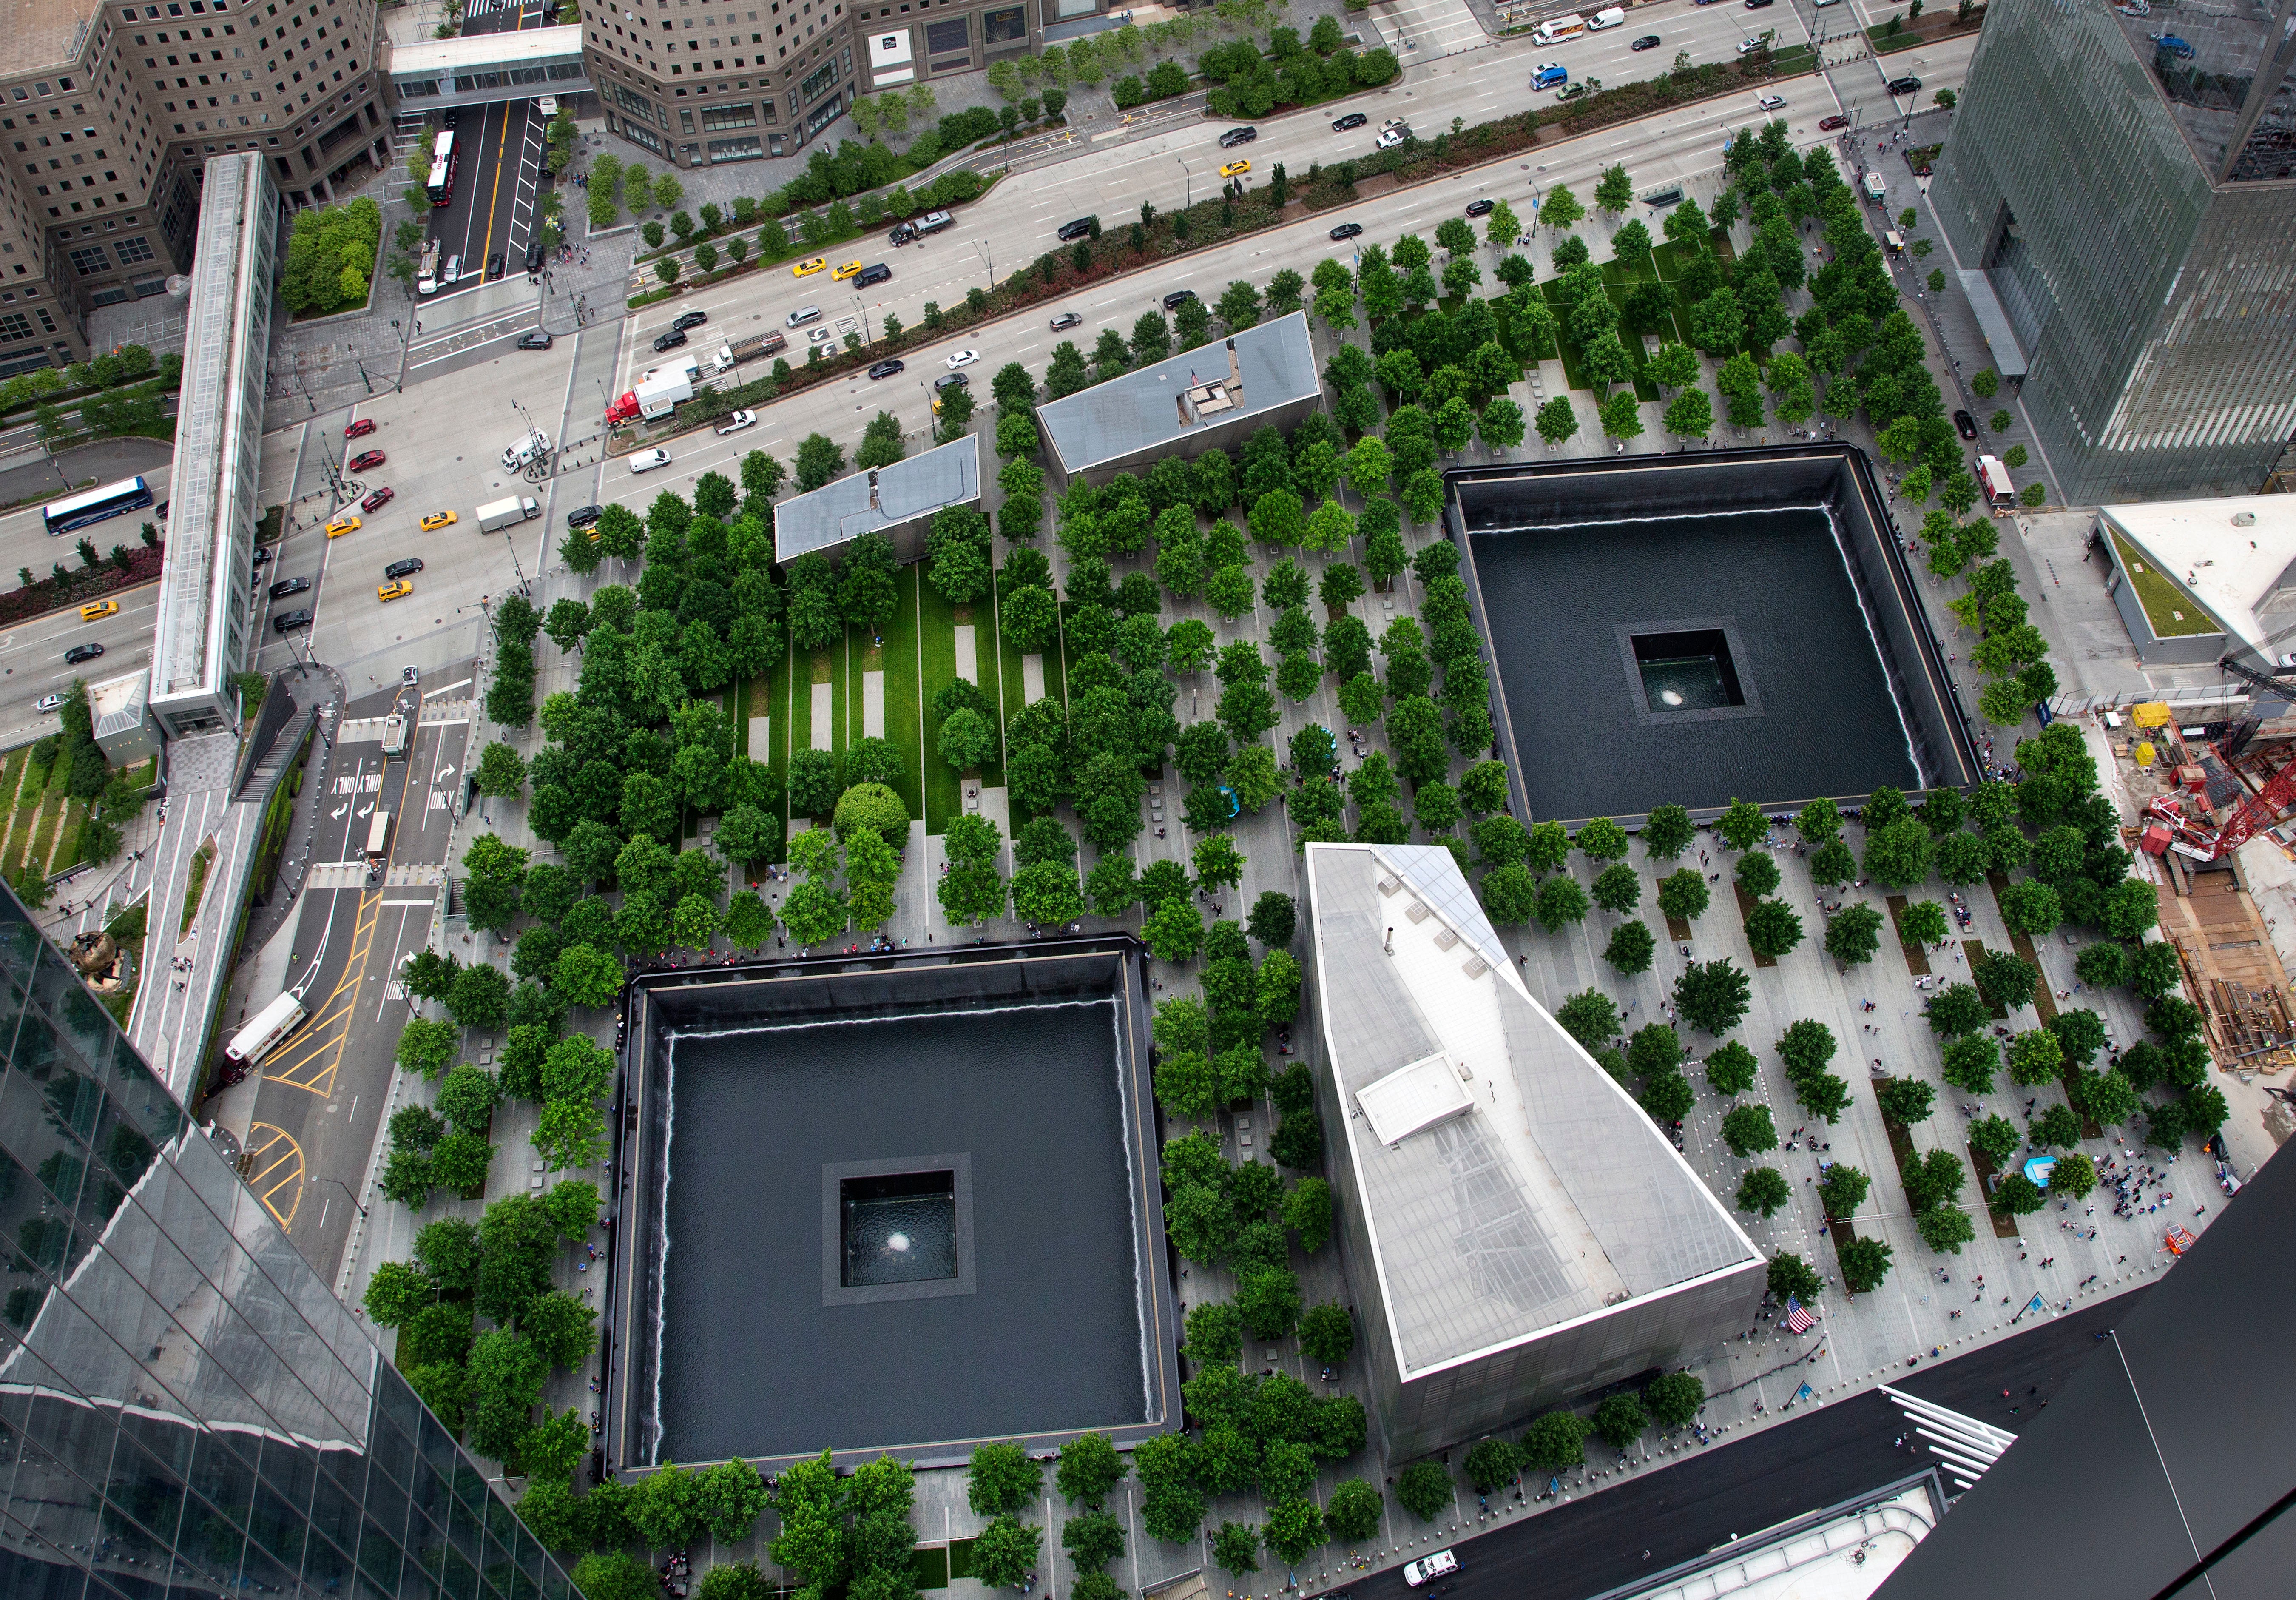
[[2100, 495, 2296, 658]]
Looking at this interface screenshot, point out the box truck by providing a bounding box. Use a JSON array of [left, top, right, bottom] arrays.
[[475, 495, 541, 533]]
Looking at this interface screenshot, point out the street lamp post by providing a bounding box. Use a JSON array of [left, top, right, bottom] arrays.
[[1177, 155, 1193, 209], [320, 1176, 369, 1221]]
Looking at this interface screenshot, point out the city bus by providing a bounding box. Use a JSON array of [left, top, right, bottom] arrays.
[[364, 809, 393, 866], [43, 475, 154, 536], [225, 991, 307, 1067], [1976, 454, 2017, 511], [426, 131, 457, 208]]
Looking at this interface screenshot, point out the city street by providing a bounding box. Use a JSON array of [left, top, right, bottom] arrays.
[[424, 96, 545, 294]]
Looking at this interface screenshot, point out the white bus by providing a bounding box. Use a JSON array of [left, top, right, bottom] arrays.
[[43, 475, 154, 536], [426, 131, 458, 208], [364, 809, 393, 866], [1976, 454, 2016, 510], [225, 991, 307, 1066]]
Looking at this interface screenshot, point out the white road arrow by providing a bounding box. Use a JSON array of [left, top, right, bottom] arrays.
[[330, 804, 348, 819], [436, 764, 457, 780], [357, 803, 374, 818]]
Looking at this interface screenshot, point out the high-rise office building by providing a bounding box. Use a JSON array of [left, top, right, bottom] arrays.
[[1929, 0, 2296, 505], [0, 883, 571, 1600]]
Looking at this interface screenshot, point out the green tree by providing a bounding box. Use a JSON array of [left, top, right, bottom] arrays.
[[1736, 1167, 1792, 1217], [974, 1516, 1044, 1590], [1839, 1235, 1895, 1293], [967, 1441, 1043, 1517], [1211, 1522, 1260, 1578], [1644, 1372, 1705, 1429], [1674, 958, 1751, 1033], [1394, 1461, 1453, 1521]]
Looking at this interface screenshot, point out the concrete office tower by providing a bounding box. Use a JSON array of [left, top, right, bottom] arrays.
[[0, 0, 394, 373], [1929, 0, 2296, 505], [0, 879, 576, 1599]]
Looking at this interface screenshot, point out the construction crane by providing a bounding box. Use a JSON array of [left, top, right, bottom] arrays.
[[2213, 654, 2296, 761]]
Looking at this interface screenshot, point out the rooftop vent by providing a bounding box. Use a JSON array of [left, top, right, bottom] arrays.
[[2233, 511, 2256, 527]]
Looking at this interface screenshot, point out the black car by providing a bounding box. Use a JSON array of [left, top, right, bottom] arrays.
[[251, 544, 273, 566], [442, 108, 459, 128], [487, 252, 505, 279], [63, 643, 104, 665], [1329, 221, 1364, 241], [888, 221, 918, 245], [652, 330, 688, 351], [857, 262, 892, 286], [671, 310, 709, 331], [273, 610, 314, 635], [517, 330, 554, 350], [1332, 111, 1368, 131], [867, 359, 905, 379], [933, 372, 970, 391], [527, 241, 546, 273], [268, 577, 311, 601], [567, 504, 603, 527], [153, 499, 170, 520], [385, 558, 425, 580], [1954, 409, 1979, 441], [1465, 199, 1495, 217], [1887, 74, 1922, 94], [1631, 33, 1661, 48], [1162, 288, 1198, 310], [1219, 126, 1257, 148], [1056, 216, 1097, 242]]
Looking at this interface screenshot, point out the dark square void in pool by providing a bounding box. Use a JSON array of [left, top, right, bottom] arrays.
[[654, 998, 1148, 1462], [1467, 505, 1921, 821]]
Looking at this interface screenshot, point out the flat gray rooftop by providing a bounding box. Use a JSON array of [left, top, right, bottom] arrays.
[[1034, 310, 1320, 477], [772, 434, 979, 562], [1306, 843, 1760, 1376]]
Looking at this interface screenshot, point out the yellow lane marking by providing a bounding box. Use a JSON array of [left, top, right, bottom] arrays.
[[244, 1123, 307, 1230]]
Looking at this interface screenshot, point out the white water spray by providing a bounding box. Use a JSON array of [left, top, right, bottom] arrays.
[[644, 1033, 679, 1466]]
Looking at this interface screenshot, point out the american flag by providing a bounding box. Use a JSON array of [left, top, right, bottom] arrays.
[[1784, 1296, 1816, 1334]]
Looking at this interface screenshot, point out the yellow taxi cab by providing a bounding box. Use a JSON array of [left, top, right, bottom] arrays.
[[793, 256, 828, 276], [378, 579, 413, 603], [79, 599, 118, 622], [325, 514, 360, 539], [1219, 158, 1251, 178], [420, 510, 457, 532], [830, 259, 864, 281]]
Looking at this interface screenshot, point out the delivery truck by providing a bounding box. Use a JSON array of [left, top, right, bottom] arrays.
[[710, 330, 789, 375], [475, 495, 541, 533]]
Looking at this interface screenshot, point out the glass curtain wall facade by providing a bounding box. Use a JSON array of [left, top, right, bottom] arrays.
[[1929, 0, 2296, 505], [0, 883, 571, 1600]]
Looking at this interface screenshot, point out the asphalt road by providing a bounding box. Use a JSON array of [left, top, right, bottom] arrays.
[[239, 674, 470, 1279], [1331, 1290, 2147, 1600], [426, 97, 541, 297]]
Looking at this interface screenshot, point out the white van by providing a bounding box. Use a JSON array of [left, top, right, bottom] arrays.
[[1533, 13, 1586, 43], [629, 448, 673, 474], [1403, 1550, 1459, 1588], [1588, 6, 1627, 27], [786, 305, 824, 328]]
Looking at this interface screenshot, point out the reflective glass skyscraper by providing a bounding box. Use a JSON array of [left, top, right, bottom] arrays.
[[1930, 0, 2296, 504], [0, 883, 571, 1600]]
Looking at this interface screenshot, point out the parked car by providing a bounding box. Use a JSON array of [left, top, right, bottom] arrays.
[[251, 545, 273, 566], [1057, 216, 1097, 241], [1162, 289, 1198, 310], [1888, 74, 1923, 94], [653, 330, 688, 352], [349, 450, 386, 472], [1465, 198, 1495, 217], [64, 642, 105, 663], [566, 504, 604, 528], [867, 359, 906, 379], [517, 330, 554, 350], [1332, 111, 1368, 131], [153, 500, 168, 520], [1050, 310, 1083, 330], [934, 372, 970, 391], [361, 487, 395, 512], [385, 558, 425, 579], [268, 577, 311, 601], [1218, 158, 1251, 178], [629, 448, 673, 473], [1330, 221, 1364, 241], [945, 350, 979, 369], [421, 510, 458, 531], [717, 410, 758, 435], [344, 418, 378, 439], [378, 580, 413, 603], [1219, 126, 1257, 148], [527, 241, 546, 273], [1631, 32, 1661, 48], [1819, 113, 1851, 130], [80, 599, 118, 622], [442, 254, 461, 285], [671, 310, 709, 331], [1756, 91, 1787, 109], [325, 515, 360, 538], [1954, 409, 1979, 440], [271, 611, 313, 635]]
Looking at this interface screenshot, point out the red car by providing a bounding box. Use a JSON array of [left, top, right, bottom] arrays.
[[361, 486, 395, 512], [1819, 114, 1851, 131], [349, 450, 386, 472], [344, 418, 377, 439]]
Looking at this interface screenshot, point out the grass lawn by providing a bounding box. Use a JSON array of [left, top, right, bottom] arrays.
[[918, 564, 1004, 832], [788, 641, 816, 758], [875, 565, 926, 822], [2108, 530, 2219, 638]]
